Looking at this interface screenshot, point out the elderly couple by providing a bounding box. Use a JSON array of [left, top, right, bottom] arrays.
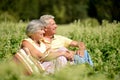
[[13, 15, 93, 75]]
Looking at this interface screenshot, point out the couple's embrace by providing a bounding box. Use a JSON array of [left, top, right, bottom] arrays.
[[13, 15, 93, 75]]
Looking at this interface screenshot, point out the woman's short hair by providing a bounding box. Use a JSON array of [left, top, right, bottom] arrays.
[[26, 20, 45, 37], [39, 15, 54, 26]]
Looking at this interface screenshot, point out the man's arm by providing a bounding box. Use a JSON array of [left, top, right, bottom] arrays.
[[70, 41, 86, 57], [69, 41, 79, 47]]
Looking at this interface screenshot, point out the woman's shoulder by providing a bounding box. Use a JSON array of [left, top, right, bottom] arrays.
[[23, 38, 34, 43]]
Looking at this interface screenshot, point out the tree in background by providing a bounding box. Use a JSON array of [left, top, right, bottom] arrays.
[[0, 0, 120, 23], [111, 0, 120, 21], [88, 0, 120, 23]]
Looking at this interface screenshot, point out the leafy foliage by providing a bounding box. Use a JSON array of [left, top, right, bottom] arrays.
[[0, 19, 120, 79], [1, 0, 119, 23]]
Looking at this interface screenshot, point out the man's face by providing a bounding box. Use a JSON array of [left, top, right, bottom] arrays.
[[44, 18, 57, 35]]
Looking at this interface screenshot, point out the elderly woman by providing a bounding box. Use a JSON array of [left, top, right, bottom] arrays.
[[14, 20, 72, 75]]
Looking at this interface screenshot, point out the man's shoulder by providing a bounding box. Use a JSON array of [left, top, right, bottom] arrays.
[[54, 35, 66, 38], [54, 35, 72, 41]]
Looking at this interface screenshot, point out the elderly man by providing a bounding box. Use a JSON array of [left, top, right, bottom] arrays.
[[40, 14, 93, 66]]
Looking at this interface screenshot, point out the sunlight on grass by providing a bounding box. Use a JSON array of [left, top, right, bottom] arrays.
[[0, 19, 120, 80]]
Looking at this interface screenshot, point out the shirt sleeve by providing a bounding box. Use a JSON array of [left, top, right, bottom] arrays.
[[60, 35, 73, 47]]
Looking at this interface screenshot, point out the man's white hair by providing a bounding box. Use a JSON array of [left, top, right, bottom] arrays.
[[40, 14, 54, 26]]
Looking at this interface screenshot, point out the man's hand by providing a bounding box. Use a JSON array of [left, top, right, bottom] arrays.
[[78, 42, 86, 50], [64, 51, 74, 61], [77, 42, 86, 57]]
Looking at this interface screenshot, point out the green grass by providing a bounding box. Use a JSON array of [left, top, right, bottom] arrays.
[[0, 19, 120, 80]]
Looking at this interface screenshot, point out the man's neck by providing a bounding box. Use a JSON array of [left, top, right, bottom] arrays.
[[44, 33, 54, 39], [43, 35, 54, 43], [44, 35, 53, 39]]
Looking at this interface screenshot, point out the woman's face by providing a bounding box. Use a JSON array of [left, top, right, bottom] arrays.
[[33, 28, 45, 41]]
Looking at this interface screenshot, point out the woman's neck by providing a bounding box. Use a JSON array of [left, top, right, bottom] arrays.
[[34, 40, 40, 47], [30, 38, 40, 47]]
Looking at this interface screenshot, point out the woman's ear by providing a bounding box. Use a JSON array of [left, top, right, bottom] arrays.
[[44, 26, 49, 31], [44, 28, 47, 31]]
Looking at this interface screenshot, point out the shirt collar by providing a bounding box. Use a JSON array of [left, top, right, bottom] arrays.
[[42, 35, 55, 44]]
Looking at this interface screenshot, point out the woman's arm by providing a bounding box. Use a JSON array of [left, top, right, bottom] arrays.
[[21, 40, 44, 60], [21, 40, 71, 61]]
